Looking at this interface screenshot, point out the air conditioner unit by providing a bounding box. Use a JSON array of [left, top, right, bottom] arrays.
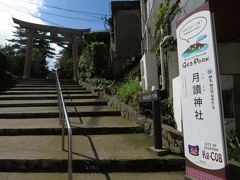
[[140, 52, 159, 90]]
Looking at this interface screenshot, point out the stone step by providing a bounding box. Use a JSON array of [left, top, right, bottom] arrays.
[[0, 84, 82, 88], [0, 117, 143, 135], [0, 159, 184, 173], [16, 82, 76, 85], [0, 127, 143, 136], [0, 94, 98, 100], [0, 105, 115, 113], [0, 106, 121, 119], [0, 93, 93, 97], [0, 117, 140, 129], [16, 82, 55, 85], [0, 90, 91, 95], [17, 79, 75, 84], [17, 78, 54, 81], [0, 101, 107, 107], [0, 87, 86, 91], [0, 111, 121, 118], [0, 172, 185, 180], [0, 134, 184, 172], [0, 99, 106, 106]]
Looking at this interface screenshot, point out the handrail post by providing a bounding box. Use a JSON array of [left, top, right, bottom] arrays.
[[68, 130, 73, 179], [62, 115, 65, 151]]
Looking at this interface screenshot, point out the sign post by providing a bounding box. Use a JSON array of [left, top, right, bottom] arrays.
[[139, 90, 162, 149], [152, 90, 162, 149], [176, 2, 228, 179]]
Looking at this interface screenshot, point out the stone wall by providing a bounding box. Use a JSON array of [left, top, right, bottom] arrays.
[[79, 80, 184, 155]]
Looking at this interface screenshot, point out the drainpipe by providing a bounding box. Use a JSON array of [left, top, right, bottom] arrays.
[[139, 0, 149, 53], [160, 35, 173, 91]]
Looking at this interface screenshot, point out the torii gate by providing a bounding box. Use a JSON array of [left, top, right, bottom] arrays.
[[12, 18, 90, 83]]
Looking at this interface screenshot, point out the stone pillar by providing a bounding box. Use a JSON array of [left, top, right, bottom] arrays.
[[72, 34, 79, 83], [23, 29, 34, 78]]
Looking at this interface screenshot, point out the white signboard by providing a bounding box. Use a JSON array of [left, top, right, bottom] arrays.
[[176, 3, 227, 179]]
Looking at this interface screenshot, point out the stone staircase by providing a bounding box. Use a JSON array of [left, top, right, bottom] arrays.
[[0, 79, 184, 180]]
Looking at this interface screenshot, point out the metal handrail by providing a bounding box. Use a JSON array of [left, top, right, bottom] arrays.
[[55, 71, 73, 180]]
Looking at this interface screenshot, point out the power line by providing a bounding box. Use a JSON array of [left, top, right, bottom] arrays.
[[30, 14, 64, 27], [20, 0, 109, 18], [0, 1, 105, 27], [39, 10, 105, 23], [0, 2, 63, 27], [20, 2, 106, 24]]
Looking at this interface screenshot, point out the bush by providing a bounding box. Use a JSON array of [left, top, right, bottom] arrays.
[[0, 51, 17, 84], [58, 58, 73, 79], [227, 131, 240, 162], [80, 42, 110, 81], [0, 70, 17, 84], [94, 77, 111, 90], [115, 77, 141, 104], [86, 77, 111, 90], [79, 45, 94, 81], [0, 45, 24, 77]]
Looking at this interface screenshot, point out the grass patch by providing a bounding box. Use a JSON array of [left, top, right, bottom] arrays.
[[115, 77, 141, 104]]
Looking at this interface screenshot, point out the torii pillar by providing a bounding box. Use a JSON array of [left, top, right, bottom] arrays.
[[72, 34, 79, 83], [23, 29, 33, 78]]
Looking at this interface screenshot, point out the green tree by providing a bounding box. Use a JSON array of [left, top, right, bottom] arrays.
[[31, 48, 50, 78], [0, 51, 7, 70], [7, 26, 55, 78], [55, 45, 73, 79], [0, 48, 18, 83], [0, 44, 25, 76]]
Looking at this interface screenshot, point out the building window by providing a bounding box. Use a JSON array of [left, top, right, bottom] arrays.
[[222, 90, 234, 118]]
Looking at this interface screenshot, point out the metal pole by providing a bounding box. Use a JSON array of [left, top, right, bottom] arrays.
[[152, 90, 162, 149], [160, 35, 173, 91], [62, 111, 65, 151]]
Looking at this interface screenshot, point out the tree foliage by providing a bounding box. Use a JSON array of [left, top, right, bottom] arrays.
[[0, 49, 18, 83], [153, 0, 181, 38], [4, 26, 55, 78], [31, 48, 49, 78], [55, 32, 110, 81], [55, 45, 73, 79], [79, 42, 109, 81], [0, 44, 25, 76]]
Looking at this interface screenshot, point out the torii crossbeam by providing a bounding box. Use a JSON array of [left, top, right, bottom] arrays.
[[12, 17, 91, 82]]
